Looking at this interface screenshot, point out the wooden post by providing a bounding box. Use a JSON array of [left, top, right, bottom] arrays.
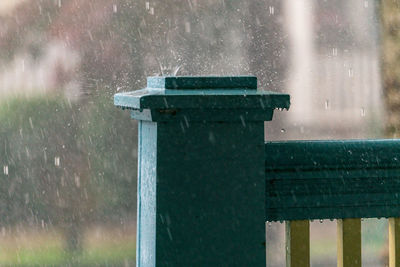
[[114, 76, 290, 266], [285, 220, 310, 267], [389, 218, 400, 267], [337, 218, 361, 267]]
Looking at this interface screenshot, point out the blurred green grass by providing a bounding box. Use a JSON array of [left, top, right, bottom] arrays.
[[0, 224, 136, 266]]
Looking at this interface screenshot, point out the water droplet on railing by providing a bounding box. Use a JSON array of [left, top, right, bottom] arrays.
[[280, 128, 286, 133], [319, 219, 323, 223]]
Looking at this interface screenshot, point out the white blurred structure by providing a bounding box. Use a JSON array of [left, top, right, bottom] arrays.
[[283, 0, 384, 139], [0, 41, 81, 100]]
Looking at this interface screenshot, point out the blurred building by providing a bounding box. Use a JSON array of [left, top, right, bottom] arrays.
[[281, 0, 384, 140]]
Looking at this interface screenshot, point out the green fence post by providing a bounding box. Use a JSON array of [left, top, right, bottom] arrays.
[[114, 76, 290, 266]]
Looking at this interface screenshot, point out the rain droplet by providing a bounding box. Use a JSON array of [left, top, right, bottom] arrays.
[[360, 107, 366, 117], [208, 132, 216, 144], [319, 219, 323, 223], [269, 6, 275, 15], [145, 2, 150, 10], [149, 7, 154, 15], [113, 4, 118, 13], [239, 115, 246, 127], [3, 165, 8, 175], [58, 0, 61, 8], [325, 99, 330, 110], [29, 117, 34, 129], [185, 22, 191, 33], [348, 68, 354, 77], [332, 48, 338, 56], [75, 175, 81, 188], [280, 128, 286, 133], [54, 157, 60, 166], [183, 116, 189, 128]]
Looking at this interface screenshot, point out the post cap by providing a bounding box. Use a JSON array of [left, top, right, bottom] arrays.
[[114, 76, 290, 122], [146, 76, 257, 90]]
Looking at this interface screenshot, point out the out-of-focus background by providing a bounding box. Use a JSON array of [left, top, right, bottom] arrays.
[[0, 0, 396, 266]]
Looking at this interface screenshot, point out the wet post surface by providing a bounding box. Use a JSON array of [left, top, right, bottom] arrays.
[[114, 76, 290, 266]]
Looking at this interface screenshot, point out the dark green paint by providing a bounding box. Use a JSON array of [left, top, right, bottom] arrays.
[[146, 76, 257, 89], [114, 76, 290, 266], [114, 76, 289, 112], [265, 140, 400, 221]]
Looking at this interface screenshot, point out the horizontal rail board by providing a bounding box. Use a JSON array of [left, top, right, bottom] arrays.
[[265, 139, 400, 221]]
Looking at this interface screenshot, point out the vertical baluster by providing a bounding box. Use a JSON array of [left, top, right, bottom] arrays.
[[389, 218, 400, 267], [285, 220, 310, 267], [337, 218, 361, 267]]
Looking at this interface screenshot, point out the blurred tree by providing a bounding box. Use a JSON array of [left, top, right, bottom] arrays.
[[81, 93, 137, 222], [0, 96, 92, 252]]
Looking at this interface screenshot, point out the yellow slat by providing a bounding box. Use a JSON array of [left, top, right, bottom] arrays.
[[285, 220, 310, 267], [389, 218, 400, 267], [337, 218, 361, 267]]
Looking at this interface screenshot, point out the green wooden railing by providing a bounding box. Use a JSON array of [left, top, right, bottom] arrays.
[[266, 140, 400, 266], [114, 76, 399, 266]]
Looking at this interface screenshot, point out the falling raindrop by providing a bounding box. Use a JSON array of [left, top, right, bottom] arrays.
[[183, 116, 189, 128], [280, 128, 286, 133], [149, 7, 154, 15], [29, 117, 34, 129], [332, 48, 338, 56], [269, 6, 275, 15], [54, 157, 60, 166], [185, 22, 191, 33], [3, 165, 8, 175], [348, 68, 354, 78], [208, 132, 216, 144], [145, 2, 150, 10], [58, 0, 61, 8], [360, 107, 366, 117], [325, 100, 330, 110], [239, 115, 246, 127], [113, 4, 118, 13]]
